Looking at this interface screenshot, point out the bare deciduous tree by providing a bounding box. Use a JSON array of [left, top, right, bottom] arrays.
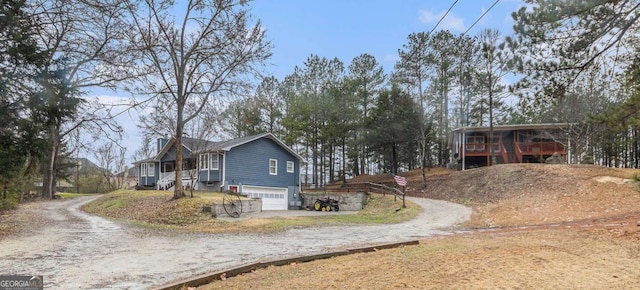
[[126, 0, 271, 199], [28, 0, 132, 198], [93, 141, 126, 191]]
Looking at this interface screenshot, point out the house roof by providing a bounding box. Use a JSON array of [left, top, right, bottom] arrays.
[[182, 137, 216, 152], [132, 133, 305, 164], [450, 123, 574, 134], [144, 136, 216, 163], [195, 133, 305, 161], [132, 157, 155, 165]]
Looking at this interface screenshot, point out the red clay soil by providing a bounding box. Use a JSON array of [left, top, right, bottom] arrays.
[[199, 164, 640, 289], [331, 164, 640, 239]]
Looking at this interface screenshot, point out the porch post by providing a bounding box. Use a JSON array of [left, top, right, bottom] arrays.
[[567, 124, 572, 164], [462, 128, 466, 170]]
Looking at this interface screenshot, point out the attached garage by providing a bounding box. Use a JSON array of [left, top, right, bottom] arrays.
[[242, 185, 288, 210]]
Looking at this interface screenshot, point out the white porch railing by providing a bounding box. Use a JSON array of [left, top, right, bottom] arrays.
[[157, 170, 197, 190]]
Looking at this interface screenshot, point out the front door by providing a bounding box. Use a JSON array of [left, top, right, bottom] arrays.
[[164, 162, 175, 173]]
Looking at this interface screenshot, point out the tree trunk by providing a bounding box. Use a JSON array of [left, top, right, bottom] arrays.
[[328, 144, 334, 183], [633, 128, 640, 168], [420, 137, 427, 189], [312, 126, 318, 186], [351, 130, 360, 176], [391, 143, 398, 175], [173, 104, 186, 199], [352, 155, 360, 177], [42, 123, 60, 199], [360, 142, 366, 175], [341, 136, 347, 185], [488, 73, 495, 166]]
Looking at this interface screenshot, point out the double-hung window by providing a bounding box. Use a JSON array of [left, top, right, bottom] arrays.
[[199, 153, 209, 170], [210, 154, 219, 170], [141, 163, 154, 177], [286, 161, 294, 173], [141, 163, 147, 176], [147, 163, 155, 176], [269, 159, 277, 175]]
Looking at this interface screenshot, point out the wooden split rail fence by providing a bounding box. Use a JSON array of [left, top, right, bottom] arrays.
[[324, 182, 406, 206]]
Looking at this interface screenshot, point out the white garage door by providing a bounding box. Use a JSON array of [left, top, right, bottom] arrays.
[[242, 186, 288, 211]]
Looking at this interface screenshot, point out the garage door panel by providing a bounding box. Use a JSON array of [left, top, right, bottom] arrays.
[[242, 186, 287, 210]]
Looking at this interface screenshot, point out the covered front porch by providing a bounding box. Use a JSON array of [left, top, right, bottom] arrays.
[[157, 159, 198, 190]]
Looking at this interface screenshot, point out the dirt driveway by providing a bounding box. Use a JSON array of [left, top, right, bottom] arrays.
[[0, 196, 470, 289]]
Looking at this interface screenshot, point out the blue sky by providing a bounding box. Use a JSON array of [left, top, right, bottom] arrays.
[[98, 0, 527, 163], [250, 0, 525, 79]]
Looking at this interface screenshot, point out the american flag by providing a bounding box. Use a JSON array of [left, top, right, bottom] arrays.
[[393, 174, 407, 187]]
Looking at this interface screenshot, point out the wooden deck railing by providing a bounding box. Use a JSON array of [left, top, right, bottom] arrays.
[[462, 141, 565, 156], [517, 142, 565, 155]]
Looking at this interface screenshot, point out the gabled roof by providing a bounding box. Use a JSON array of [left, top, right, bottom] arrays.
[[182, 137, 216, 152], [133, 133, 305, 164], [194, 133, 305, 162], [149, 136, 216, 162]]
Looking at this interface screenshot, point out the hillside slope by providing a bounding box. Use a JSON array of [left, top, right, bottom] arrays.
[[350, 164, 640, 234], [199, 163, 640, 289]]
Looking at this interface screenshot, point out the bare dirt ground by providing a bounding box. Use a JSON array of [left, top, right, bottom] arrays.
[[198, 164, 640, 289], [3, 164, 639, 289], [0, 195, 469, 289]]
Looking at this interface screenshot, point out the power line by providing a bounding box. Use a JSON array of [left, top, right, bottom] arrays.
[[429, 0, 459, 34], [463, 0, 500, 35]]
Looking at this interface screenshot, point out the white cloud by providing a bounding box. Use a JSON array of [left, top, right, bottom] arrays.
[[383, 53, 400, 63], [418, 9, 439, 23], [418, 9, 465, 32]]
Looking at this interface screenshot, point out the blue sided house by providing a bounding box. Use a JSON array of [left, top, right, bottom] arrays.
[[133, 133, 304, 210]]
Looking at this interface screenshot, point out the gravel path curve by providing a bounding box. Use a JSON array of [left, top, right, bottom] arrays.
[[0, 196, 470, 289]]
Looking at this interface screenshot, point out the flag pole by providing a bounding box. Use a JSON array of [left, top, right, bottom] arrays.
[[402, 185, 406, 208]]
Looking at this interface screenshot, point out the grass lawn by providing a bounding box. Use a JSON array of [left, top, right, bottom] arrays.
[[195, 165, 640, 289], [82, 190, 420, 234], [197, 230, 640, 290], [57, 192, 97, 199]]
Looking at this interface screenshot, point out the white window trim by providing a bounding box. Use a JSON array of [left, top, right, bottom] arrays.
[[210, 154, 219, 170], [286, 161, 294, 173], [269, 159, 277, 175], [200, 153, 209, 170], [141, 163, 147, 177], [147, 163, 155, 177]]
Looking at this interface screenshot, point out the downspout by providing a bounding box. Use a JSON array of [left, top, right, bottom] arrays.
[[296, 160, 301, 208], [298, 160, 301, 193], [221, 151, 226, 191]]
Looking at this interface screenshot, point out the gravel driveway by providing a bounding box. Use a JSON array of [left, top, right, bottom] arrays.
[[0, 196, 470, 289]]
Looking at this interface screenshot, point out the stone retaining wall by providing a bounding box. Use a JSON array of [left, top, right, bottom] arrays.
[[210, 199, 262, 218], [300, 192, 368, 211]]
